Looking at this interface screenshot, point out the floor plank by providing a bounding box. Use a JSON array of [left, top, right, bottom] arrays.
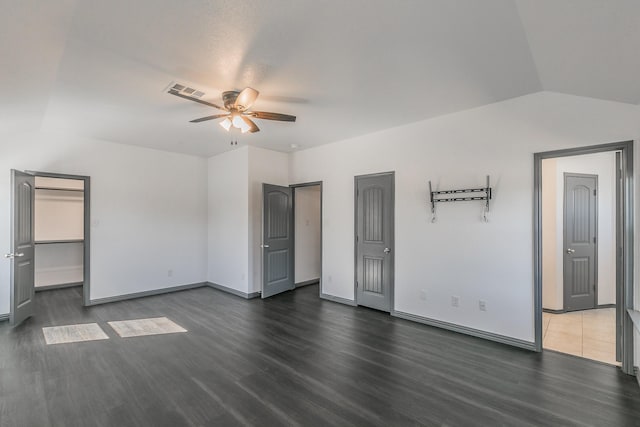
[[0, 285, 639, 426]]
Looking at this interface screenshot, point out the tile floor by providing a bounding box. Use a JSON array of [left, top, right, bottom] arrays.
[[543, 308, 619, 365]]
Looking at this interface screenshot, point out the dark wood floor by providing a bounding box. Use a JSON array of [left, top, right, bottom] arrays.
[[1, 285, 639, 427]]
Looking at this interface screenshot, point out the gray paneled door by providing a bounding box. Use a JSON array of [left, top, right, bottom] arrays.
[[563, 173, 597, 312], [9, 170, 35, 326], [262, 184, 294, 299], [355, 173, 394, 312]]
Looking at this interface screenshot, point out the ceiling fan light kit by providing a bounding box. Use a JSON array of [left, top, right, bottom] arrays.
[[219, 117, 232, 131], [169, 86, 296, 135]]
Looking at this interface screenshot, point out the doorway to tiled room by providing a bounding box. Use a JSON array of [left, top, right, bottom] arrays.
[[542, 308, 618, 365], [540, 151, 620, 366]]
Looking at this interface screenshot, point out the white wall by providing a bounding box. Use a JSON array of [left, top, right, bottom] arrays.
[[542, 153, 616, 310], [207, 147, 250, 293], [289, 91, 640, 343], [248, 146, 289, 294], [294, 185, 321, 283], [0, 130, 208, 312]]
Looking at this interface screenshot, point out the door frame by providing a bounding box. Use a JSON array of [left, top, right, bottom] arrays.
[[290, 181, 323, 298], [26, 170, 91, 307], [533, 141, 634, 375], [562, 172, 598, 311], [353, 171, 395, 311]]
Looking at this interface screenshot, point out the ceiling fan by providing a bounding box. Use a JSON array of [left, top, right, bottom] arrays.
[[168, 86, 296, 134]]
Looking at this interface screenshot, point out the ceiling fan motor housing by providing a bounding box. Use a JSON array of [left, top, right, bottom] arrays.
[[222, 91, 241, 110]]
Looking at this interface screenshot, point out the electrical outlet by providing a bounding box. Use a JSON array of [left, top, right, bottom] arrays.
[[420, 290, 427, 301], [479, 300, 487, 311], [451, 296, 460, 307]]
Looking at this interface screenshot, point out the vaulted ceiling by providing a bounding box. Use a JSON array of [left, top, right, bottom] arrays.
[[2, 0, 640, 157]]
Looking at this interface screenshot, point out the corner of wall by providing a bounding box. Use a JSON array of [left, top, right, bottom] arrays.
[[206, 147, 250, 293]]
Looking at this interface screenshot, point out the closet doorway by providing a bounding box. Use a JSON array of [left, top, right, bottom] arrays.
[[260, 181, 322, 300], [292, 183, 322, 292], [31, 171, 90, 306]]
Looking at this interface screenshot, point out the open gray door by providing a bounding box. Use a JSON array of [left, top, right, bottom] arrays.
[[8, 170, 35, 326], [262, 184, 294, 298], [563, 173, 597, 312], [355, 173, 394, 312]]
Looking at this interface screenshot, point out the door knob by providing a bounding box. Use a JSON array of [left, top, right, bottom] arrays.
[[383, 248, 391, 254], [566, 248, 575, 254], [260, 244, 270, 248], [4, 253, 24, 259]]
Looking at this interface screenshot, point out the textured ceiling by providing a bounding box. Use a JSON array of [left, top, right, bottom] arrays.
[[2, 0, 639, 157]]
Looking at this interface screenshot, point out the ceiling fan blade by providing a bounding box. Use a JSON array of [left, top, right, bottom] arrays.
[[234, 87, 259, 110], [241, 115, 260, 133], [168, 89, 226, 111], [189, 114, 229, 123], [251, 111, 296, 122]]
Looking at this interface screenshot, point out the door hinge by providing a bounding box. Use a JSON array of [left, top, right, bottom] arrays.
[[356, 235, 359, 242], [355, 280, 359, 288], [593, 189, 597, 196], [593, 236, 596, 244]]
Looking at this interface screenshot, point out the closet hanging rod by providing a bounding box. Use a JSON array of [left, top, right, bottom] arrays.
[[35, 239, 84, 245]]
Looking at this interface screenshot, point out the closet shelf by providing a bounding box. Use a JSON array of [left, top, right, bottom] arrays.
[[35, 239, 84, 245], [35, 187, 84, 192]]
